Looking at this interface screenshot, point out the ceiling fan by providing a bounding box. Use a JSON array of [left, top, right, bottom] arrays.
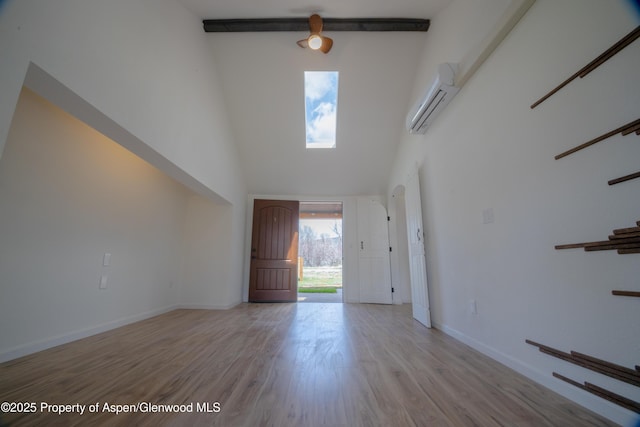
[[296, 14, 333, 54]]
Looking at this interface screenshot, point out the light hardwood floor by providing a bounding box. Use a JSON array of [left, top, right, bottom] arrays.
[[0, 303, 614, 426]]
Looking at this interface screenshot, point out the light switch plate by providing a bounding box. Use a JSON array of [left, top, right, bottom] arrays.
[[103, 253, 111, 267], [99, 274, 108, 289], [482, 208, 494, 224], [470, 299, 478, 315]]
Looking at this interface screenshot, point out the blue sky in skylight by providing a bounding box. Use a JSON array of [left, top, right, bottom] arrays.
[[305, 71, 338, 148]]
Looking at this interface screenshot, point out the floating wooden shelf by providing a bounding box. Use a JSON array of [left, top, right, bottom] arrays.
[[608, 170, 640, 186], [531, 25, 640, 109], [555, 220, 640, 255], [526, 340, 640, 387], [612, 290, 640, 297], [555, 118, 640, 160], [553, 372, 640, 413], [526, 339, 640, 413]]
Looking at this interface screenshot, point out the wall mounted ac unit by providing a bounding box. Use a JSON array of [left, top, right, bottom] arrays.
[[406, 63, 459, 134]]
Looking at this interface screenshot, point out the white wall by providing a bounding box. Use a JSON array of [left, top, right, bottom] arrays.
[[0, 88, 191, 360], [388, 0, 640, 424], [0, 0, 244, 202], [181, 195, 241, 308], [0, 0, 248, 353]]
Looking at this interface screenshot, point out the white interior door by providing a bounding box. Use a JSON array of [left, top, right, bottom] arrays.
[[405, 171, 432, 327], [357, 197, 392, 304]]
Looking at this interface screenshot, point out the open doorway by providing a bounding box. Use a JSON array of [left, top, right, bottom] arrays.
[[298, 202, 343, 303]]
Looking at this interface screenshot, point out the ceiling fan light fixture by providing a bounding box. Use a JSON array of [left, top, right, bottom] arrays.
[[308, 34, 322, 50]]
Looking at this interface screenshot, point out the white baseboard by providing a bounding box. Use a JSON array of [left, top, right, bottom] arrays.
[[433, 321, 636, 427], [0, 301, 243, 363], [0, 304, 180, 363], [177, 301, 241, 310]]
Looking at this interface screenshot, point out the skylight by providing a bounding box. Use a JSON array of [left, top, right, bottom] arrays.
[[304, 71, 338, 149]]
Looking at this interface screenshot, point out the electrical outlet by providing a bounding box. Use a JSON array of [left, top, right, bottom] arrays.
[[482, 208, 494, 224]]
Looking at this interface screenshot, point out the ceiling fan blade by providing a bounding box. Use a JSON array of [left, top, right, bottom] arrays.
[[319, 35, 333, 54], [309, 14, 323, 34], [296, 39, 308, 48]]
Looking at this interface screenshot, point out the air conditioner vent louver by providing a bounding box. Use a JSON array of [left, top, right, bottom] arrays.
[[407, 63, 459, 134]]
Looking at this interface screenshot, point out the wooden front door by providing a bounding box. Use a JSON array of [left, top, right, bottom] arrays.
[[249, 199, 299, 302]]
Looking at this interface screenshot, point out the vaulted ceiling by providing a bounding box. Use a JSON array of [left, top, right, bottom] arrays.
[[177, 0, 451, 20], [176, 0, 453, 196]]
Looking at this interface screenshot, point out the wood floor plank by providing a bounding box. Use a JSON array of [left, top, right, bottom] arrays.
[[0, 304, 614, 426]]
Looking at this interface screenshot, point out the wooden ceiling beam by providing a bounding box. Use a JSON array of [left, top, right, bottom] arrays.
[[203, 18, 430, 33]]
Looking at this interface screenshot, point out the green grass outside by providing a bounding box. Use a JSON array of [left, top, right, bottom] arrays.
[[298, 266, 342, 290], [298, 287, 338, 294]]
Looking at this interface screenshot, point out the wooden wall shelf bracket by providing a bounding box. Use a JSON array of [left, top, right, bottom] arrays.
[[531, 25, 640, 109], [554, 118, 640, 160], [555, 220, 640, 254], [611, 290, 640, 297], [526, 339, 640, 412]]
